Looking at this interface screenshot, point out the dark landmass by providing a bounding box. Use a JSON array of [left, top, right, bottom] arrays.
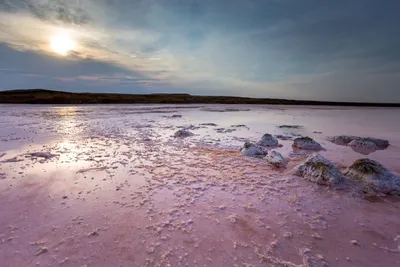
[[0, 89, 399, 106]]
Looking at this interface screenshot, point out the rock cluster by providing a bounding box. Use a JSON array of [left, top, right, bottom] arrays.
[[293, 154, 400, 196], [327, 135, 389, 155], [240, 134, 398, 196], [241, 140, 286, 168]]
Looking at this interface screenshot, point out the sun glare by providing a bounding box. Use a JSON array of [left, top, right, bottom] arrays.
[[50, 33, 75, 56]]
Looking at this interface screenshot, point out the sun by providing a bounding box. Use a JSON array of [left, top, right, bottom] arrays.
[[50, 33, 75, 56]]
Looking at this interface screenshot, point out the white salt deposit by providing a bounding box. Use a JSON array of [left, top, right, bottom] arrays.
[[0, 104, 400, 267]]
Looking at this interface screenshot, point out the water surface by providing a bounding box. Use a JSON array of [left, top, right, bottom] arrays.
[[0, 104, 399, 267]]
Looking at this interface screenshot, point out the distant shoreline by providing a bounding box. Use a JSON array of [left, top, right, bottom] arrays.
[[1, 89, 399, 107]]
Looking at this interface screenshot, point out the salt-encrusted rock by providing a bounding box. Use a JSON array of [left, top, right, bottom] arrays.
[[29, 152, 58, 159], [327, 136, 389, 149], [215, 128, 236, 133], [326, 135, 358, 146], [200, 123, 218, 126], [293, 153, 343, 185], [278, 125, 302, 129], [348, 139, 378, 155], [344, 159, 400, 195], [275, 135, 293, 140], [241, 142, 268, 157], [257, 134, 279, 147], [365, 137, 389, 149], [1, 157, 24, 163], [265, 150, 285, 167], [185, 125, 201, 130], [292, 137, 322, 150], [174, 129, 193, 138]]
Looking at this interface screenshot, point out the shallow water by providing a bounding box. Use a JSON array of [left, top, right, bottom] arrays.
[[0, 104, 399, 267]]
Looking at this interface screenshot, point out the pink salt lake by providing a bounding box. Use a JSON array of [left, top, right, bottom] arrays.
[[0, 104, 399, 267]]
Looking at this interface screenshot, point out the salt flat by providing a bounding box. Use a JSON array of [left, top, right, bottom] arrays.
[[0, 104, 399, 267]]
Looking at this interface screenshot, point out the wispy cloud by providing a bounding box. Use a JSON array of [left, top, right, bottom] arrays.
[[0, 0, 399, 102], [0, 1, 178, 79]]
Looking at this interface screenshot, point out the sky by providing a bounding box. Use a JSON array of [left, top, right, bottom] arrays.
[[0, 0, 399, 102]]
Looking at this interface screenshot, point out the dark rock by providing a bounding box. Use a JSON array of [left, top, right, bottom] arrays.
[[348, 139, 378, 155], [278, 125, 303, 129], [241, 142, 268, 157], [293, 153, 344, 185], [257, 134, 279, 147], [275, 135, 293, 140], [231, 124, 248, 128], [326, 135, 358, 146], [292, 137, 322, 150], [344, 159, 400, 195], [174, 129, 193, 138], [215, 128, 236, 133], [200, 123, 218, 126], [365, 137, 389, 149], [265, 151, 285, 167], [327, 136, 389, 150], [28, 152, 58, 159]]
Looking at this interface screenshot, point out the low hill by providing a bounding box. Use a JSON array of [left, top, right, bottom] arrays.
[[0, 89, 399, 106]]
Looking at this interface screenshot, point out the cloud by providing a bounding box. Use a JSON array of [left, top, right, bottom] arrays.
[[0, 0, 399, 102], [1, 0, 92, 25], [0, 1, 175, 76]]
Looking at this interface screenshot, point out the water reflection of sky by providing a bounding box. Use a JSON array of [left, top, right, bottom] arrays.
[[1, 105, 400, 171], [2, 105, 400, 267]]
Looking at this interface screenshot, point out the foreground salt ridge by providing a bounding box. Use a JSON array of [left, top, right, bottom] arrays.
[[1, 105, 400, 267]]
